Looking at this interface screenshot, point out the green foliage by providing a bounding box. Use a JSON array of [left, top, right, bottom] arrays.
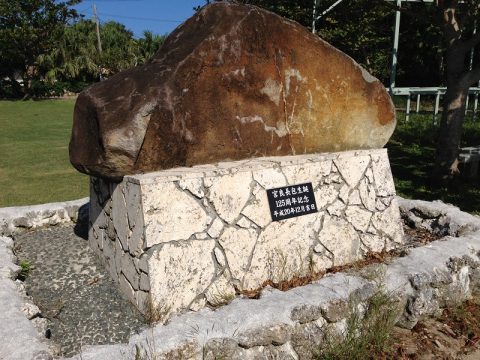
[[136, 31, 165, 65], [18, 259, 32, 281], [239, 0, 314, 26], [100, 21, 138, 74], [394, 4, 443, 87], [37, 19, 100, 83], [0, 0, 80, 96], [30, 79, 65, 98], [0, 79, 23, 99], [28, 80, 89, 98], [37, 20, 165, 86], [315, 0, 393, 83], [1, 1, 165, 98], [63, 81, 90, 93]]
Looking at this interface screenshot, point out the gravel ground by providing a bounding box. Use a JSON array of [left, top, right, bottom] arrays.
[[13, 224, 146, 358]]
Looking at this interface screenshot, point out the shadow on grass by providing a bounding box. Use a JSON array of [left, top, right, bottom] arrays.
[[387, 113, 480, 215]]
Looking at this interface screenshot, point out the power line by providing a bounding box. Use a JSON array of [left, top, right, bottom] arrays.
[[79, 10, 181, 23], [76, 6, 91, 13], [81, 0, 146, 2], [97, 12, 182, 23]]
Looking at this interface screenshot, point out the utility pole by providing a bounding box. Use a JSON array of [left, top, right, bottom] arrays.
[[93, 4, 103, 81], [389, 0, 401, 91], [93, 4, 102, 53]]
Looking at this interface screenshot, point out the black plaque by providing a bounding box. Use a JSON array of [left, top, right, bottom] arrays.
[[266, 182, 318, 222]]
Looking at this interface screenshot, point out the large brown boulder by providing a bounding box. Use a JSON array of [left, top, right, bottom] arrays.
[[70, 2, 396, 180]]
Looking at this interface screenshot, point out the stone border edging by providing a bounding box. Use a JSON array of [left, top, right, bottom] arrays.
[[398, 197, 480, 236], [0, 198, 89, 237], [0, 235, 52, 360], [0, 198, 89, 360]]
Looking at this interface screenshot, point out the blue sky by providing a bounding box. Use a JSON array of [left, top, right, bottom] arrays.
[[74, 0, 206, 38]]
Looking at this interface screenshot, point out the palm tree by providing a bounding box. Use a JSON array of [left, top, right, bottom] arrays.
[[37, 20, 100, 82], [136, 30, 165, 65], [37, 20, 166, 87]]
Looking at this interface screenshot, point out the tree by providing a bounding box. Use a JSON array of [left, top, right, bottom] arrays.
[[314, 0, 393, 83], [136, 30, 165, 65], [237, 0, 314, 25], [387, 3, 444, 87], [38, 20, 138, 82], [434, 0, 480, 182], [37, 19, 165, 88], [0, 0, 79, 97], [98, 21, 138, 75], [37, 19, 98, 83]]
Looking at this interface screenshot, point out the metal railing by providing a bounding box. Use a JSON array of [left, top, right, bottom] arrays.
[[391, 87, 480, 123]]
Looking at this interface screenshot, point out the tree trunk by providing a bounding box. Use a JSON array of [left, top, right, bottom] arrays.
[[432, 1, 472, 184], [22, 65, 36, 100], [434, 82, 468, 182]]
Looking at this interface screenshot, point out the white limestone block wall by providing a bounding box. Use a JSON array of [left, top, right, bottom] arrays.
[[89, 149, 404, 318]]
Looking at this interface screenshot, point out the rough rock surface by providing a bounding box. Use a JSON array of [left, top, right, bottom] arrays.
[[70, 2, 396, 180]]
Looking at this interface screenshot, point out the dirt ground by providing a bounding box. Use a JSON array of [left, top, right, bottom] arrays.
[[379, 224, 480, 360], [384, 297, 480, 359]]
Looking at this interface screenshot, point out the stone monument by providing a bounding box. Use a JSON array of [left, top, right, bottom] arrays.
[[70, 2, 404, 319]]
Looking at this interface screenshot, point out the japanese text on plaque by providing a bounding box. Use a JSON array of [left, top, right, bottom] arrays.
[[266, 182, 318, 221]]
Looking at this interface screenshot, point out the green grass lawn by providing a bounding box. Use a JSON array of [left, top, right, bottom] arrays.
[[0, 99, 89, 207], [387, 112, 480, 215]]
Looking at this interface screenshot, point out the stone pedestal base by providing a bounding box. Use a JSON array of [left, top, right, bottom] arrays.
[[89, 149, 404, 318]]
